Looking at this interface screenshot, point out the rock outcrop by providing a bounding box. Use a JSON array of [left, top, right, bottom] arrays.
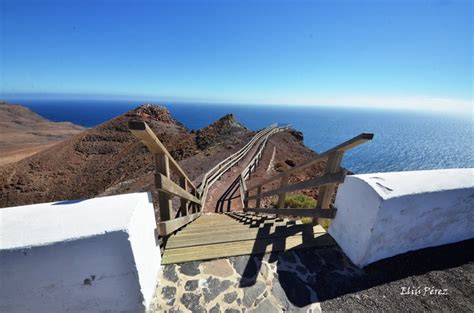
[[196, 114, 247, 150]]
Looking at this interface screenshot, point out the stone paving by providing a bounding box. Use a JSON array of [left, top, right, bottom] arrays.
[[148, 239, 474, 312], [148, 246, 358, 312]]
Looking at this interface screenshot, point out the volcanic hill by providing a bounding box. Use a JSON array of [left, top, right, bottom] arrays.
[[0, 104, 326, 212]]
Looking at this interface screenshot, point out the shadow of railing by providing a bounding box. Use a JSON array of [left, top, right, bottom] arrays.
[[237, 234, 474, 308], [236, 214, 330, 288]]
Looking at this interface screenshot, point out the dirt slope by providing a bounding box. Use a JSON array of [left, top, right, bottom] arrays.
[[0, 102, 85, 166]]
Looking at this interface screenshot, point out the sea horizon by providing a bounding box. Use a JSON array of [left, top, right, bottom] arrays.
[[3, 98, 473, 175]]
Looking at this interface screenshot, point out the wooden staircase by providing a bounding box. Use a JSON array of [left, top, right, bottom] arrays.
[[128, 120, 373, 265], [162, 212, 335, 264]]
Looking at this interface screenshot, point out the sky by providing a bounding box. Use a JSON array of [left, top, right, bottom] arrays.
[[0, 0, 472, 114]]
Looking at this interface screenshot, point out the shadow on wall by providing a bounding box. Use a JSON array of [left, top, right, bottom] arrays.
[[52, 199, 85, 205], [237, 225, 474, 307]]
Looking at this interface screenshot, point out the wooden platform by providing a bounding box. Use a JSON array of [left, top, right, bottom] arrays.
[[162, 212, 336, 264]]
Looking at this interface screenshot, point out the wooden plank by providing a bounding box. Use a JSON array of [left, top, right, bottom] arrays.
[[333, 132, 374, 152], [315, 151, 343, 224], [155, 173, 202, 205], [162, 231, 335, 264], [247, 132, 373, 191], [190, 215, 234, 222], [256, 186, 262, 208], [129, 121, 196, 190], [239, 176, 246, 208], [179, 177, 188, 216], [179, 216, 291, 228], [191, 216, 233, 222], [244, 207, 337, 219], [158, 212, 202, 236], [183, 218, 237, 224], [189, 215, 291, 227], [155, 154, 173, 222], [167, 225, 324, 249], [200, 125, 278, 202], [247, 171, 346, 201], [176, 221, 302, 237], [276, 173, 289, 208], [227, 213, 282, 221], [189, 219, 240, 225], [180, 218, 276, 229], [176, 220, 302, 235], [229, 214, 279, 222], [197, 125, 276, 194], [176, 223, 302, 237]]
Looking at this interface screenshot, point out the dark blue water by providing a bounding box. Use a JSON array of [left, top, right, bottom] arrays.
[[8, 99, 474, 174]]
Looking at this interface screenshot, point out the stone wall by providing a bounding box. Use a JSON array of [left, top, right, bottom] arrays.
[[329, 168, 474, 267], [0, 192, 161, 312]]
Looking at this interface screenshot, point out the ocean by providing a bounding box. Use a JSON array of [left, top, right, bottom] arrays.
[[9, 99, 474, 174]]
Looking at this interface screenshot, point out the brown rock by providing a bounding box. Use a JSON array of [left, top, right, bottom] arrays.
[[202, 259, 234, 277]]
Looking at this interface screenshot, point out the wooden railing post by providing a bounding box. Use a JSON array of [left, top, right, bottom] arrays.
[[155, 154, 173, 222], [179, 177, 188, 216], [256, 186, 262, 208], [314, 151, 344, 224], [192, 189, 198, 213], [276, 173, 289, 208], [244, 190, 249, 209]]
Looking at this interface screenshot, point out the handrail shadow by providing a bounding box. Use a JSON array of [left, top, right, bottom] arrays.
[[237, 226, 473, 308]]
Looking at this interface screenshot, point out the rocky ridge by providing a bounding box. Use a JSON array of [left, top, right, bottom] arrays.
[[0, 104, 251, 208]]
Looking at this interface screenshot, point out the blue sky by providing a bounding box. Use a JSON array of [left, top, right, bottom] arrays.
[[1, 0, 472, 113]]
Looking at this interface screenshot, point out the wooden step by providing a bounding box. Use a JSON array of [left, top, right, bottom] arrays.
[[162, 232, 335, 264], [176, 220, 301, 235], [166, 224, 324, 249], [161, 212, 335, 264]]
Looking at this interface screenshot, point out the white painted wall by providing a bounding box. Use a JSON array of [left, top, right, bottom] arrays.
[[329, 168, 474, 268], [0, 192, 161, 312]]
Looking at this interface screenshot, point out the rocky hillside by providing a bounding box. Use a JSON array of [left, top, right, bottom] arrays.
[[0, 104, 252, 208], [0, 102, 84, 166], [196, 114, 247, 149], [0, 103, 327, 213]]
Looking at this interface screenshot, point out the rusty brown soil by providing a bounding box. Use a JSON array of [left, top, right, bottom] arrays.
[[0, 102, 85, 166], [203, 130, 330, 213]]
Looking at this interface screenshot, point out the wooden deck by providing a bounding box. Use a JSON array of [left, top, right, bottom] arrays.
[[162, 212, 336, 264]]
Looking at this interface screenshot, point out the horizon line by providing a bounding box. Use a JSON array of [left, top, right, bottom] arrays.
[[1, 91, 472, 117]]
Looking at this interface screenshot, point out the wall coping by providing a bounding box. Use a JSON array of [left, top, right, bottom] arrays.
[[0, 192, 153, 250], [351, 168, 473, 200]]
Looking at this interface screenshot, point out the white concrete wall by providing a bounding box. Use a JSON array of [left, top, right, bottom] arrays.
[[329, 168, 474, 268], [0, 192, 161, 312]]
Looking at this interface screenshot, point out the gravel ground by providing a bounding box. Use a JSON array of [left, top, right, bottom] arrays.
[[317, 239, 474, 312]]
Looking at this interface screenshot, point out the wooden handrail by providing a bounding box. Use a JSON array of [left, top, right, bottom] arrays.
[[129, 121, 203, 236], [246, 171, 346, 200], [155, 173, 202, 205], [215, 125, 288, 212], [247, 133, 373, 191], [198, 125, 277, 193], [129, 121, 197, 191], [197, 125, 280, 208], [241, 132, 373, 222], [129, 120, 283, 237], [158, 212, 202, 236]]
